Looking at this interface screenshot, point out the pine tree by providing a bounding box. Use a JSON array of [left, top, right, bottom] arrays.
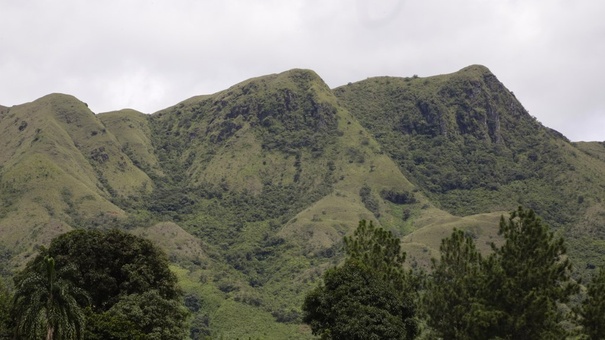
[[580, 268, 605, 339], [425, 229, 501, 339], [425, 207, 578, 339], [488, 207, 578, 339]]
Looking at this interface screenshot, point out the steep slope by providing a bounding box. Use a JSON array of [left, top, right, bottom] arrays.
[[2, 65, 605, 337], [98, 109, 163, 179], [141, 69, 440, 337], [334, 65, 605, 267], [575, 141, 605, 163], [0, 94, 151, 266]]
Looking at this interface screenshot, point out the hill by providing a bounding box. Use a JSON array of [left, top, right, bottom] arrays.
[[334, 65, 605, 269], [1, 66, 604, 338]]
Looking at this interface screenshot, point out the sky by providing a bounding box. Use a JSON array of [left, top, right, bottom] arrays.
[[1, 0, 604, 141]]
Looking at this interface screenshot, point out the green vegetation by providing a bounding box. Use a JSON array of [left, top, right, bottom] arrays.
[[1, 65, 605, 337], [334, 65, 605, 270], [0, 277, 11, 339], [11, 256, 88, 340], [303, 220, 419, 339], [580, 268, 605, 339], [6, 229, 188, 339], [426, 207, 578, 339], [306, 211, 603, 339], [425, 228, 493, 339]]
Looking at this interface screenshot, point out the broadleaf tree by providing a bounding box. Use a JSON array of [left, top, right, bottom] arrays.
[[302, 220, 419, 339], [26, 229, 189, 339]]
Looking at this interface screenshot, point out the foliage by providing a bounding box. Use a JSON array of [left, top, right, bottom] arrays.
[[425, 229, 500, 339], [425, 207, 578, 339], [86, 290, 189, 340], [83, 307, 146, 340], [0, 277, 10, 339], [333, 66, 594, 232], [380, 189, 416, 205], [302, 220, 419, 339], [44, 229, 188, 339], [359, 185, 380, 218], [489, 207, 578, 339], [344, 220, 406, 281], [579, 268, 605, 339], [3, 65, 605, 338], [11, 256, 89, 340]]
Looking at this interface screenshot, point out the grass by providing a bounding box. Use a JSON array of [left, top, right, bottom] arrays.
[[2, 65, 605, 337]]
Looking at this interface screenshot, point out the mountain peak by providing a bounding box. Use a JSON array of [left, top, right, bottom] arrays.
[[35, 92, 86, 105], [458, 64, 492, 75]]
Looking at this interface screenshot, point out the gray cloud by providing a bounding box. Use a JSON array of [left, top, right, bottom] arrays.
[[1, 0, 603, 141]]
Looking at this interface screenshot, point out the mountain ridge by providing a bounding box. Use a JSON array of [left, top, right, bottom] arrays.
[[1, 65, 604, 338]]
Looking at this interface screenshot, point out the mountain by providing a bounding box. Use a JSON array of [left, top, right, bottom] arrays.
[[1, 66, 604, 338], [334, 65, 605, 266]]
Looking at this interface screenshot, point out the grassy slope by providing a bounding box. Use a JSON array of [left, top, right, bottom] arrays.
[[140, 69, 520, 338], [575, 141, 605, 162], [1, 66, 605, 337], [0, 94, 153, 269], [334, 65, 605, 270], [98, 109, 163, 178]]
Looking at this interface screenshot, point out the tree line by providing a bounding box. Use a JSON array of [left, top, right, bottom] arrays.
[[0, 207, 604, 339], [302, 207, 605, 339]]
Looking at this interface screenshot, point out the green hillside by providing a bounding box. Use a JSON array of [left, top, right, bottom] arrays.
[[334, 65, 605, 270], [1, 65, 604, 338], [0, 95, 129, 266]]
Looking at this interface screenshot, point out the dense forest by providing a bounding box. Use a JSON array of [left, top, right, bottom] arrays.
[[1, 65, 605, 338]]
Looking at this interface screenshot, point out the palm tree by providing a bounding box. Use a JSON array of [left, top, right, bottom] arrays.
[[11, 255, 89, 340]]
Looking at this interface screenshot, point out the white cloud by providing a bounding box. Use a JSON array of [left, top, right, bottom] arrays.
[[0, 0, 603, 140]]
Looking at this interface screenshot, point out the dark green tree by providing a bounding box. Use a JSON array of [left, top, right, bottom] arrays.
[[424, 208, 578, 339], [425, 229, 501, 339], [84, 290, 188, 340], [47, 229, 180, 311], [43, 229, 189, 339], [302, 220, 418, 339], [488, 207, 578, 339], [11, 256, 89, 340], [0, 277, 11, 339], [580, 268, 605, 339]]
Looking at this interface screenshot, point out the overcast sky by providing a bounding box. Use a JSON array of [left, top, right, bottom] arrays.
[[1, 0, 603, 141]]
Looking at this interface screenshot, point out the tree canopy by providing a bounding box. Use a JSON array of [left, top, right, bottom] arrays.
[[12, 229, 188, 339], [580, 268, 605, 339], [302, 220, 419, 339], [425, 229, 500, 339]]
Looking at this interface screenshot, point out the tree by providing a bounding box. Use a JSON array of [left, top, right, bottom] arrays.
[[47, 229, 181, 311], [11, 255, 89, 340], [425, 229, 501, 339], [0, 277, 11, 339], [488, 207, 578, 339], [302, 220, 419, 339], [35, 229, 188, 339], [424, 207, 578, 339], [580, 268, 605, 339]]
